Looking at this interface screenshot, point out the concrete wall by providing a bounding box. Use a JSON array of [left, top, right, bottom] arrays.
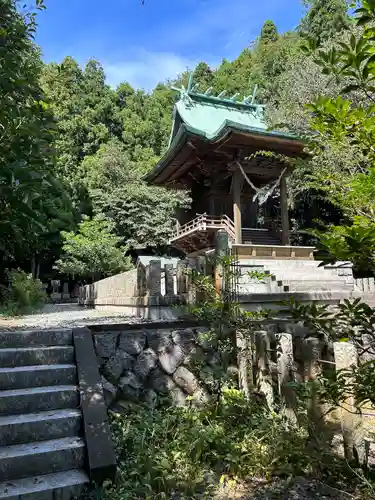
[[79, 260, 188, 319], [80, 257, 375, 319], [80, 268, 138, 305]]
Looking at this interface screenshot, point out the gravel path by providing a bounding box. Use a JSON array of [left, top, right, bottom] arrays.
[[0, 303, 151, 331]]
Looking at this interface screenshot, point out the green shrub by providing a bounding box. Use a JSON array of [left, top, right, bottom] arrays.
[[0, 269, 45, 316], [82, 388, 374, 500], [85, 390, 312, 500]]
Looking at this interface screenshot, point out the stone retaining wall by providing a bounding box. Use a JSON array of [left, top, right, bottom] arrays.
[[91, 319, 331, 411], [90, 321, 375, 467], [93, 325, 213, 411]]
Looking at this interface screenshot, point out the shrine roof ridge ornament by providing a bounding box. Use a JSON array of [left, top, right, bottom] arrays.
[[143, 71, 304, 186], [170, 72, 265, 114], [165, 70, 272, 148]]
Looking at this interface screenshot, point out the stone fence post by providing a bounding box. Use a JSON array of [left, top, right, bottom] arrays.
[[354, 277, 375, 293], [164, 264, 174, 296], [136, 264, 147, 297], [255, 330, 274, 410], [215, 230, 229, 298], [236, 329, 253, 399], [176, 261, 187, 295], [276, 333, 297, 423], [147, 260, 161, 296], [334, 342, 365, 465], [302, 337, 325, 439]]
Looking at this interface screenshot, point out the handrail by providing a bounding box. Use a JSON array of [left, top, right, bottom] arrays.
[[220, 215, 235, 240], [172, 214, 236, 241]]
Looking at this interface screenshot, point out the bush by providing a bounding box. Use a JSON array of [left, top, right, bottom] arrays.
[[85, 390, 318, 500], [0, 269, 45, 316], [83, 394, 374, 500]]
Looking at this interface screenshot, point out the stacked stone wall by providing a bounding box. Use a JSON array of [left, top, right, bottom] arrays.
[[93, 325, 212, 410], [90, 318, 375, 467]]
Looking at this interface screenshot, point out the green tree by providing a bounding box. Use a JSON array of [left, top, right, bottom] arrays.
[[299, 0, 350, 44], [116, 84, 173, 162], [265, 31, 368, 244], [250, 32, 302, 103], [81, 141, 189, 248], [314, 217, 375, 274], [293, 1, 375, 273], [41, 57, 121, 196], [93, 183, 189, 249], [55, 215, 132, 281], [0, 0, 74, 277], [192, 62, 215, 92], [79, 139, 137, 191], [212, 49, 253, 96], [260, 20, 278, 44]]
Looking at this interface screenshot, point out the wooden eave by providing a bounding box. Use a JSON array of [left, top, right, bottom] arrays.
[[146, 126, 305, 189]]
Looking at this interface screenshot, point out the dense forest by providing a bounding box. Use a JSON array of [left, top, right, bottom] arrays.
[[4, 3, 375, 497], [2, 0, 375, 291]]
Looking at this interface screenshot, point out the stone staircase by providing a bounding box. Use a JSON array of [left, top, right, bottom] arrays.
[[0, 329, 89, 499], [241, 228, 280, 246], [238, 259, 354, 294]]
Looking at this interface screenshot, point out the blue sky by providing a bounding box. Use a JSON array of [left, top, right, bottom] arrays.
[[35, 0, 305, 90]]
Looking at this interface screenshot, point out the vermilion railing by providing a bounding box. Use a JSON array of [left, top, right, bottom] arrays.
[[173, 214, 235, 241]]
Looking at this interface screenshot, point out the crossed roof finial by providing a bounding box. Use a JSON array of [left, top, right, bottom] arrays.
[[171, 70, 263, 112]]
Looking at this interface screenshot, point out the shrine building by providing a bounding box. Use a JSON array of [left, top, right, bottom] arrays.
[[145, 75, 313, 260]]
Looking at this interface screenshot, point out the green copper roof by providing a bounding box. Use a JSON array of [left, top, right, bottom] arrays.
[[168, 81, 271, 145], [145, 77, 302, 185]]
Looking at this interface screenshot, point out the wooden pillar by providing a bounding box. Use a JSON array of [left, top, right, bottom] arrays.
[[233, 169, 242, 244], [280, 175, 290, 245]]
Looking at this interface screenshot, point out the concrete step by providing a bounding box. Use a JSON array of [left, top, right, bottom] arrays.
[[242, 271, 341, 281], [243, 236, 280, 242], [242, 260, 322, 268], [0, 386, 79, 417], [0, 330, 73, 349], [268, 268, 339, 274], [0, 409, 82, 447], [243, 241, 281, 246], [0, 347, 75, 368], [242, 237, 280, 241], [241, 232, 281, 245], [0, 365, 76, 391], [0, 437, 85, 482], [0, 469, 88, 500], [283, 280, 351, 292], [269, 273, 344, 281]]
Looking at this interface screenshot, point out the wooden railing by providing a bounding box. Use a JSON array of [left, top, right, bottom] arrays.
[[173, 214, 235, 241], [221, 215, 236, 240]]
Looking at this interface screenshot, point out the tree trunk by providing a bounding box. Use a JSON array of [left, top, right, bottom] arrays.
[[31, 255, 36, 279]]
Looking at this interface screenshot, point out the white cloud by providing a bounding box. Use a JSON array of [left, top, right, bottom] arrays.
[[104, 50, 205, 90], [101, 0, 276, 91]]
